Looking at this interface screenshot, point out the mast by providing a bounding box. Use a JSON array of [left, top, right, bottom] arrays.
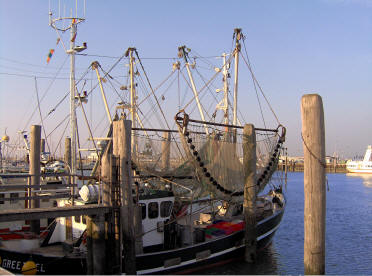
[[127, 48, 138, 156], [222, 53, 230, 125], [179, 46, 209, 135], [233, 28, 242, 127], [70, 20, 77, 186], [49, 3, 86, 196]]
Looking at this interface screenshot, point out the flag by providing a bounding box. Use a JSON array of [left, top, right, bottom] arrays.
[[47, 49, 55, 64], [56, 38, 60, 45]]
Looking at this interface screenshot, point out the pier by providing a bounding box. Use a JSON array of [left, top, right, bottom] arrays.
[[277, 162, 347, 173]]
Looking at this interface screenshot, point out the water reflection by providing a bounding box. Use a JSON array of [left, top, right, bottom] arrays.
[[195, 244, 279, 275], [346, 173, 372, 188]]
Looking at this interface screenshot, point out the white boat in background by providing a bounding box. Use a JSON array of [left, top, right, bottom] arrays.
[[346, 145, 372, 173]]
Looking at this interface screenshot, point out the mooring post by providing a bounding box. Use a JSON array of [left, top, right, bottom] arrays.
[[243, 123, 257, 263], [102, 145, 112, 207], [161, 132, 171, 171], [134, 205, 143, 254], [30, 125, 41, 234], [110, 155, 122, 274], [86, 216, 93, 275], [113, 119, 136, 274], [92, 214, 106, 274], [301, 94, 326, 275], [40, 138, 45, 154]]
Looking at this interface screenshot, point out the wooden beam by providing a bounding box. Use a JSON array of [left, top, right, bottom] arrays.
[[0, 205, 110, 222]]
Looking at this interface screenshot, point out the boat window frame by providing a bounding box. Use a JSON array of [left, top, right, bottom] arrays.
[[139, 203, 146, 220], [74, 215, 81, 223], [160, 201, 173, 218], [148, 202, 159, 219]]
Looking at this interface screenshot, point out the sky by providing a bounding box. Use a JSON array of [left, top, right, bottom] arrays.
[[1, 0, 372, 159]]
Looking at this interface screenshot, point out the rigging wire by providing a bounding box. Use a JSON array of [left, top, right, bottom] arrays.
[[46, 114, 69, 139], [46, 64, 91, 118], [22, 55, 69, 132], [0, 72, 127, 80], [241, 40, 280, 125], [34, 77, 51, 153], [180, 53, 234, 112], [52, 119, 69, 157], [77, 53, 223, 60], [134, 50, 172, 131]]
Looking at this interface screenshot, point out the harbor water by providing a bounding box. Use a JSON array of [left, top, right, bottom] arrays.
[[197, 172, 372, 274]]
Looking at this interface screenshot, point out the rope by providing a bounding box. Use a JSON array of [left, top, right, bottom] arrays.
[[301, 132, 326, 168]]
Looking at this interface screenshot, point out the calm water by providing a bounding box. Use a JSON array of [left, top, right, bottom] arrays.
[[198, 172, 372, 275]]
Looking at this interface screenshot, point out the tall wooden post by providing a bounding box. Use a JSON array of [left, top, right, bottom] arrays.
[[86, 216, 93, 275], [301, 94, 326, 275], [243, 124, 257, 263], [30, 125, 41, 234], [40, 138, 45, 154], [161, 132, 171, 171], [92, 214, 106, 274], [110, 155, 122, 274], [333, 157, 336, 173], [113, 119, 136, 274], [102, 143, 112, 207]]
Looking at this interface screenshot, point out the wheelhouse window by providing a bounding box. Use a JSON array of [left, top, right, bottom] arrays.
[[139, 203, 146, 220], [148, 202, 159, 219], [160, 201, 173, 218]]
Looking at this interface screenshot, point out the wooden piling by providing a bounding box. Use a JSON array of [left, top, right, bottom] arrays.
[[114, 119, 136, 274], [110, 155, 122, 274], [242, 124, 257, 263], [134, 205, 143, 254], [102, 142, 112, 207], [29, 125, 41, 234], [301, 94, 326, 275], [40, 138, 45, 154], [86, 216, 93, 275], [92, 214, 106, 274], [161, 132, 171, 171]]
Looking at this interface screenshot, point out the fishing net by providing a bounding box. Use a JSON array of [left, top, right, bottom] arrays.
[[130, 111, 285, 202]]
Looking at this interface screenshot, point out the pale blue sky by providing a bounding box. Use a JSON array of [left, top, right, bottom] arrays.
[[1, 0, 372, 158]]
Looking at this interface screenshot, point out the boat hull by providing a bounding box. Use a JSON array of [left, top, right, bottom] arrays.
[[137, 206, 284, 274], [0, 204, 284, 275]]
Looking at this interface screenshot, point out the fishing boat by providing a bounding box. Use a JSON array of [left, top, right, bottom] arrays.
[[0, 3, 286, 273], [346, 145, 372, 173]]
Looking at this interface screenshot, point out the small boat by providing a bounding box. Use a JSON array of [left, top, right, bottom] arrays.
[[346, 145, 372, 173]]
